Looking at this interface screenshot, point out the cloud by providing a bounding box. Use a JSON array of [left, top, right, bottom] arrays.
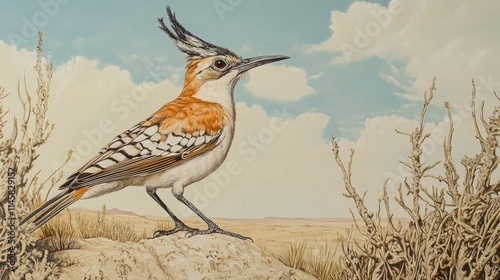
[[169, 103, 341, 218], [0, 40, 38, 95], [244, 64, 315, 102], [310, 0, 500, 105], [309, 72, 324, 80], [236, 46, 252, 55], [309, 1, 401, 63], [1, 39, 490, 220]]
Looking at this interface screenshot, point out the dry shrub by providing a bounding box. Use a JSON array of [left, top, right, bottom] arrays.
[[6, 249, 59, 280], [0, 32, 63, 279], [332, 78, 500, 279]]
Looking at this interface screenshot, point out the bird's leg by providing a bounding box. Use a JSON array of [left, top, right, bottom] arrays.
[[172, 190, 252, 241], [147, 189, 198, 237]]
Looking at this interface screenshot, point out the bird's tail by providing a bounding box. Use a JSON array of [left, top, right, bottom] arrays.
[[20, 187, 90, 232]]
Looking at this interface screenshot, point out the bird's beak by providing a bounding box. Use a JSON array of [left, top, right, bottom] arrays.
[[235, 55, 290, 74]]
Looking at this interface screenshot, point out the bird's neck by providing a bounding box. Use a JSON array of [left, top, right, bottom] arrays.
[[180, 79, 236, 120]]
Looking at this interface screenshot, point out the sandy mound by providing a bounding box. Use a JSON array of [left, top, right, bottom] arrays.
[[48, 233, 317, 279]]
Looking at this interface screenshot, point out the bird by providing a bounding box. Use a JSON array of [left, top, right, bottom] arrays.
[[20, 6, 289, 240]]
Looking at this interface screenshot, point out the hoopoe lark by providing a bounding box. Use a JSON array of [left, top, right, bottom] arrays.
[[20, 6, 289, 240]]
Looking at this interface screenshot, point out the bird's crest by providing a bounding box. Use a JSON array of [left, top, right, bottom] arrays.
[[158, 6, 238, 60]]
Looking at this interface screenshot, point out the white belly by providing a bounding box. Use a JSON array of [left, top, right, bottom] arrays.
[[139, 125, 234, 190]]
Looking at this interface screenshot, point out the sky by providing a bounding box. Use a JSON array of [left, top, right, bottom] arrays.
[[1, 0, 499, 219]]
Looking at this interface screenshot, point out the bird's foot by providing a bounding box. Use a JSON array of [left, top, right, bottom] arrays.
[[185, 225, 252, 241], [153, 222, 198, 238]]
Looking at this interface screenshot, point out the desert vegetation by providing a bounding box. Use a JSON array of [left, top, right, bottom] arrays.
[[331, 78, 499, 279], [37, 205, 149, 252], [272, 78, 499, 280], [272, 238, 347, 279], [0, 32, 63, 280]]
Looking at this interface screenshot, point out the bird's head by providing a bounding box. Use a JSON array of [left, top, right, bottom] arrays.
[[158, 6, 289, 104]]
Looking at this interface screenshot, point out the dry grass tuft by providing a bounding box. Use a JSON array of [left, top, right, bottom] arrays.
[[154, 218, 174, 233], [75, 205, 147, 242], [276, 239, 308, 272], [37, 210, 80, 252], [273, 238, 347, 280], [308, 239, 346, 280], [36, 205, 148, 250], [332, 78, 500, 279]]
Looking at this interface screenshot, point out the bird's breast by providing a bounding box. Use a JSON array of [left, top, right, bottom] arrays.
[[138, 124, 235, 189]]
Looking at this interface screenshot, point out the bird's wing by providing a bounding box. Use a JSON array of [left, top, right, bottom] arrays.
[[60, 97, 226, 190]]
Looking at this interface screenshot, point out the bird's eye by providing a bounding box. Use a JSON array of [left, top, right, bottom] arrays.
[[213, 59, 227, 69]]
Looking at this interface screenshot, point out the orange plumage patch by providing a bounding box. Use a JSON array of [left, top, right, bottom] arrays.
[[181, 60, 202, 96], [72, 187, 90, 199], [143, 96, 226, 135]]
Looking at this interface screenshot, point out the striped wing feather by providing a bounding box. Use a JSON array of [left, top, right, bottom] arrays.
[[61, 130, 221, 190]]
